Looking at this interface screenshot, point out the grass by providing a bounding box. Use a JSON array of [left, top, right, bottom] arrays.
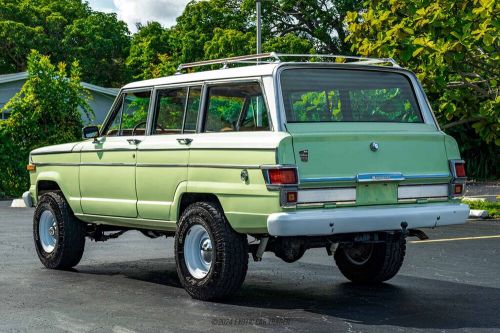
[[463, 199, 500, 219]]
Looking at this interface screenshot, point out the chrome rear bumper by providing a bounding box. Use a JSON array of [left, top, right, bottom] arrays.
[[267, 203, 469, 237]]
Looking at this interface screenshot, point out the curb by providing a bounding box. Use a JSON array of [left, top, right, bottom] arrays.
[[10, 199, 27, 208]]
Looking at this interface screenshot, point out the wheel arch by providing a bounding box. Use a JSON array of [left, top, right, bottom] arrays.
[[176, 192, 223, 223]]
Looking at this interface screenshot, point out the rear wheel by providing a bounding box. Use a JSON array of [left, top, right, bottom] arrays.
[[33, 192, 86, 269], [334, 234, 406, 283], [175, 202, 248, 301]]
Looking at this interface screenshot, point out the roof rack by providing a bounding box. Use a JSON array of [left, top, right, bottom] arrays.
[[176, 52, 399, 73]]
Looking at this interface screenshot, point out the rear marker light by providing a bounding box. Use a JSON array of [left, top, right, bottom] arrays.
[[268, 168, 298, 185], [454, 184, 463, 195], [455, 163, 466, 178], [286, 191, 298, 203]]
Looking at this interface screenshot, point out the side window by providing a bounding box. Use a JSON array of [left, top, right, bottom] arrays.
[[204, 82, 269, 133], [105, 91, 151, 136], [184, 86, 202, 133], [153, 87, 187, 135]]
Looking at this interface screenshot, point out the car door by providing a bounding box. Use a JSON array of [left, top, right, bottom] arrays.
[[79, 90, 152, 218], [136, 85, 202, 220]]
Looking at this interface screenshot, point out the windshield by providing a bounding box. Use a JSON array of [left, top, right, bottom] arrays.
[[280, 68, 423, 123]]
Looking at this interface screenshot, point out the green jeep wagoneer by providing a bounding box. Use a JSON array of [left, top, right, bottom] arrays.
[[24, 53, 469, 300]]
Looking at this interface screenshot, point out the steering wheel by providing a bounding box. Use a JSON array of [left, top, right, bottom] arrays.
[[132, 121, 165, 135]]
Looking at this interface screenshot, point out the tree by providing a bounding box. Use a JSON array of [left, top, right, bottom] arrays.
[[126, 22, 172, 80], [345, 0, 499, 178], [241, 0, 364, 54], [0, 0, 130, 86], [0, 51, 91, 197], [62, 12, 131, 86]]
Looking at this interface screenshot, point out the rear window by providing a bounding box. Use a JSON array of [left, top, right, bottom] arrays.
[[280, 69, 422, 123]]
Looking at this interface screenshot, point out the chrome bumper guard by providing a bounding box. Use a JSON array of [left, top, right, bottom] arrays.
[[267, 203, 469, 237]]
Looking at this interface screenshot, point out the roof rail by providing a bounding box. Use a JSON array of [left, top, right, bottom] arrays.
[[176, 52, 399, 73]]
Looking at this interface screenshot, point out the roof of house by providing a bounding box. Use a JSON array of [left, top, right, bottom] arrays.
[[0, 72, 118, 96]]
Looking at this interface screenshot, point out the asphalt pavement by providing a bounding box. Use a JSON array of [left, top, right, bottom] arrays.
[[0, 201, 499, 333]]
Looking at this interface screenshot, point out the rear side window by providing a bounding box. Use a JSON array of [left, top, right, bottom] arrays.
[[281, 69, 422, 123], [152, 86, 201, 135], [203, 82, 269, 132]]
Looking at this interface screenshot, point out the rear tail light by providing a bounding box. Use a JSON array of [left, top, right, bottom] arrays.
[[267, 168, 298, 185], [455, 162, 466, 178], [449, 160, 466, 197]]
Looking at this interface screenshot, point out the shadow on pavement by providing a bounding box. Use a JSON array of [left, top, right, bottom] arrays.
[[74, 258, 500, 331]]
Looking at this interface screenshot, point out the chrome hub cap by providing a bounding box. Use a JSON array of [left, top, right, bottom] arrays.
[[344, 244, 373, 265], [39, 210, 57, 253], [184, 225, 213, 279]]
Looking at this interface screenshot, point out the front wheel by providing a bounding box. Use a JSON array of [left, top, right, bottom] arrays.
[[33, 192, 86, 269], [175, 202, 248, 301], [334, 234, 406, 283]]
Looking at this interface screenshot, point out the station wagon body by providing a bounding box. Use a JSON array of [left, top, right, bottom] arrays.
[[25, 54, 470, 300]]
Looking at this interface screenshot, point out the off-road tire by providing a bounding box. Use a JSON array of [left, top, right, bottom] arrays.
[[175, 202, 248, 301], [33, 191, 86, 269], [334, 234, 406, 283]]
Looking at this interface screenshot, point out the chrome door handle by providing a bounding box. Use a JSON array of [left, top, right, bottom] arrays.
[[177, 138, 193, 145], [127, 139, 141, 145]]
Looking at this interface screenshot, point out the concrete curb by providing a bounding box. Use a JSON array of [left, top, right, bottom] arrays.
[[469, 209, 489, 218], [10, 199, 26, 208]]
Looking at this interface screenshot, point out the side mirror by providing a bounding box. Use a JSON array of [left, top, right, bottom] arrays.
[[82, 126, 99, 140]]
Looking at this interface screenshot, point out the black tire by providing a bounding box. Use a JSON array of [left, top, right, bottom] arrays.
[[33, 191, 86, 269], [334, 234, 406, 283], [175, 202, 248, 301]]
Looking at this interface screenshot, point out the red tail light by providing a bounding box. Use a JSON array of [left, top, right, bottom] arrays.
[[455, 162, 466, 178], [268, 168, 298, 185]]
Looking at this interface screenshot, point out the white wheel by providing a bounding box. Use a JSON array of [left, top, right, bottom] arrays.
[[38, 210, 57, 253], [343, 244, 373, 265], [183, 224, 213, 279]]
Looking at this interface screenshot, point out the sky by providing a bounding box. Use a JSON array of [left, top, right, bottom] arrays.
[[86, 0, 192, 32]]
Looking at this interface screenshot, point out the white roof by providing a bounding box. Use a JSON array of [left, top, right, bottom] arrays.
[[123, 63, 279, 90], [0, 72, 118, 96]]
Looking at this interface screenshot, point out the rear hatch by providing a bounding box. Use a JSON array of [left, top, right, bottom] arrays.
[[280, 66, 450, 205]]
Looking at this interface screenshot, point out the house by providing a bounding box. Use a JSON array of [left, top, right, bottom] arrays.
[[0, 72, 118, 125]]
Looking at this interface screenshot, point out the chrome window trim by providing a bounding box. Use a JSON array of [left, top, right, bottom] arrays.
[[199, 78, 273, 133], [273, 63, 439, 130]]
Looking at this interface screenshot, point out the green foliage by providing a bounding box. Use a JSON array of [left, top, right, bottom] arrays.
[[0, 0, 129, 86], [126, 22, 172, 80], [0, 50, 91, 197], [345, 0, 499, 178], [463, 199, 500, 218]]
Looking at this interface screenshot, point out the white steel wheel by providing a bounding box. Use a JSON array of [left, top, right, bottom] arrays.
[[38, 210, 58, 253], [183, 224, 213, 279], [343, 244, 374, 265]]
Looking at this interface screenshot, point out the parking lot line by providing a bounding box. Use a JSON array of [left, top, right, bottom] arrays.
[[409, 235, 500, 244]]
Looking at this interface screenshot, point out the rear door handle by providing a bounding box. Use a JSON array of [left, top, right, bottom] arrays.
[[127, 139, 141, 145], [177, 138, 193, 145]]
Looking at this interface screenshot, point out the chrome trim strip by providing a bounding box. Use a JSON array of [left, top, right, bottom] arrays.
[[398, 184, 449, 199], [81, 148, 137, 153], [298, 187, 356, 204], [80, 162, 136, 167], [33, 162, 79, 167], [136, 163, 188, 168], [301, 173, 450, 183], [357, 173, 405, 182], [189, 164, 261, 169], [30, 151, 77, 156], [301, 176, 356, 183], [405, 173, 450, 179]]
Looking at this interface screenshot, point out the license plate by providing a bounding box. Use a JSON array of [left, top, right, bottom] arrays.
[[356, 183, 397, 205]]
